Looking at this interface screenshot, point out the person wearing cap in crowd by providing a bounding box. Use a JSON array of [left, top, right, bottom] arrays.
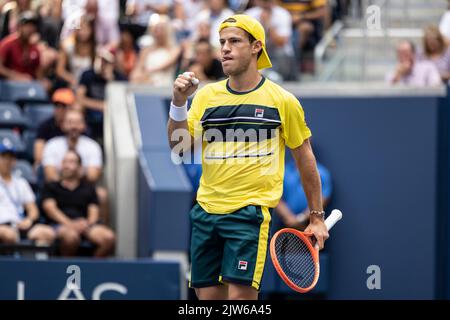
[[167, 14, 328, 299], [77, 47, 126, 144], [34, 88, 80, 170], [0, 11, 42, 81], [0, 143, 56, 245]]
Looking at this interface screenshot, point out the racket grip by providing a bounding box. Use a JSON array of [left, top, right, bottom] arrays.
[[325, 209, 343, 231]]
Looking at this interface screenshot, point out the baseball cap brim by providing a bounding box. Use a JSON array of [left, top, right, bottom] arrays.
[[0, 144, 16, 155], [257, 46, 272, 70], [219, 15, 272, 70]]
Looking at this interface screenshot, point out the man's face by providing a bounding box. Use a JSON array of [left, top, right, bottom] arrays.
[[256, 0, 272, 10], [396, 42, 414, 64], [219, 27, 256, 76], [0, 153, 16, 175], [209, 0, 225, 12], [61, 152, 80, 179], [18, 23, 37, 41], [62, 112, 85, 140], [54, 103, 67, 123]]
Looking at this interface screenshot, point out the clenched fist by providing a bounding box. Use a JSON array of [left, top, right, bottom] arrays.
[[172, 72, 200, 107]]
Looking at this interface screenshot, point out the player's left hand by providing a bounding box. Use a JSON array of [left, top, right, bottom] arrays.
[[304, 218, 329, 250]]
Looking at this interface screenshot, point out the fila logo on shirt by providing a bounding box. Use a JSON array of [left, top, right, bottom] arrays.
[[238, 260, 248, 271], [254, 108, 264, 118]]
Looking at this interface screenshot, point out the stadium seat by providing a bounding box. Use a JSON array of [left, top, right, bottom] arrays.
[[13, 160, 37, 187], [0, 80, 48, 105], [0, 129, 26, 154], [23, 104, 54, 130], [0, 102, 29, 129], [22, 130, 36, 161]]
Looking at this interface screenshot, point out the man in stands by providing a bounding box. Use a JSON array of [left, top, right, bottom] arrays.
[[41, 150, 115, 257], [0, 144, 55, 245]]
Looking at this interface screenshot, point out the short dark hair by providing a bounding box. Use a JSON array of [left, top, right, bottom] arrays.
[[246, 31, 263, 59], [66, 149, 82, 166]]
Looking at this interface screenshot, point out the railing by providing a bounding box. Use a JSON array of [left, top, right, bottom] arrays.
[[314, 0, 443, 82]]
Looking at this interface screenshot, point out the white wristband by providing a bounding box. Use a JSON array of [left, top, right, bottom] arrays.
[[169, 101, 188, 121]]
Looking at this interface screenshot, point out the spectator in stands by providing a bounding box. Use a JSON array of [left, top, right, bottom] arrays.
[[60, 0, 120, 48], [56, 15, 96, 89], [0, 0, 33, 39], [125, 0, 173, 39], [246, 0, 298, 80], [77, 47, 126, 143], [36, 0, 63, 49], [187, 38, 225, 81], [115, 28, 138, 78], [276, 152, 332, 230], [386, 40, 442, 87], [0, 11, 42, 81], [42, 109, 102, 183], [439, 0, 450, 43], [42, 109, 109, 223], [130, 14, 180, 86], [41, 150, 115, 257], [418, 25, 450, 84], [173, 0, 205, 40], [0, 143, 55, 245], [34, 88, 77, 169], [278, 0, 327, 53], [192, 0, 234, 50]]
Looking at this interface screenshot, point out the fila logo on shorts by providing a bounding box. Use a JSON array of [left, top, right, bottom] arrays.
[[238, 260, 248, 271]]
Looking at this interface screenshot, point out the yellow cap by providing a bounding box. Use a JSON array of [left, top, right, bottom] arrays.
[[219, 14, 272, 70]]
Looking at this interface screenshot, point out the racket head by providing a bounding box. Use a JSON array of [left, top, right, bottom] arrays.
[[270, 228, 320, 293]]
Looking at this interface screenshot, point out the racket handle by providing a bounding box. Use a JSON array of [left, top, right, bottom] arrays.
[[325, 209, 343, 231]]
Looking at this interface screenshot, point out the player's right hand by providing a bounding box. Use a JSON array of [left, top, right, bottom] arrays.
[[172, 72, 199, 107]]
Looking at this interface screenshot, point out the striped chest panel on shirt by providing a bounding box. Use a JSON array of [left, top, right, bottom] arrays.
[[200, 104, 281, 143]]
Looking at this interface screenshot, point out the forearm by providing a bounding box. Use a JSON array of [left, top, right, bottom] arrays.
[[298, 159, 323, 213], [167, 118, 192, 151], [25, 204, 39, 222], [0, 64, 23, 79], [302, 7, 326, 20], [87, 205, 100, 225], [80, 96, 105, 111], [43, 201, 72, 225], [86, 168, 101, 183], [292, 141, 323, 214], [56, 67, 76, 84]]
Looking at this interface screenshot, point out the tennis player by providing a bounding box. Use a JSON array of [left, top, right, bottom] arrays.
[[167, 14, 328, 300]]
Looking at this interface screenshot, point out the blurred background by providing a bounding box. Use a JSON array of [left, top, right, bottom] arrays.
[[0, 0, 448, 300]]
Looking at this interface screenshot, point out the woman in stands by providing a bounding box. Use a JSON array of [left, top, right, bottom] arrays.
[[419, 25, 450, 83], [56, 15, 96, 89], [130, 14, 181, 87]]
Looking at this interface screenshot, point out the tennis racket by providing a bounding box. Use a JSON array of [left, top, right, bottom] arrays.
[[270, 209, 343, 293]]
